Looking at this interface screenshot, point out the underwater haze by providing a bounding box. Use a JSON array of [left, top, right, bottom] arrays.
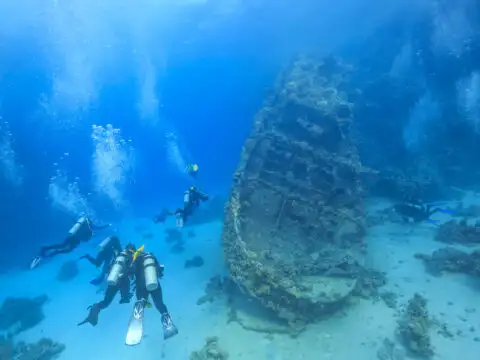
[[0, 0, 480, 359]]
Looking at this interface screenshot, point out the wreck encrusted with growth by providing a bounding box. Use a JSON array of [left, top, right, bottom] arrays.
[[435, 219, 480, 245], [222, 56, 366, 327], [416, 247, 480, 277]]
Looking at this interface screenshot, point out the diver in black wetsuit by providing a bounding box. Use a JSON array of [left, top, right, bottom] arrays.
[[79, 235, 122, 285], [152, 186, 209, 228], [78, 243, 136, 326], [130, 250, 178, 339], [392, 201, 451, 224], [78, 245, 178, 340], [30, 216, 111, 269], [174, 186, 209, 227]]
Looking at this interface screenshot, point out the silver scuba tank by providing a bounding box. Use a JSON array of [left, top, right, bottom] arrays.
[[183, 190, 190, 206], [143, 253, 159, 291], [68, 216, 87, 235], [107, 251, 129, 286], [98, 236, 113, 250]]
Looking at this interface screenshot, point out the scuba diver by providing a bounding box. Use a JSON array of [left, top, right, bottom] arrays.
[[30, 216, 111, 269], [174, 186, 209, 227], [78, 243, 136, 326], [152, 186, 209, 228], [78, 244, 178, 341], [392, 201, 452, 224], [79, 235, 122, 286], [185, 163, 199, 179]]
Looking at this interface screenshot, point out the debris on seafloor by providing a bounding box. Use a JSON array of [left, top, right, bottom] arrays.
[[190, 337, 229, 360], [352, 268, 387, 299], [56, 260, 79, 282], [222, 55, 368, 330], [435, 219, 480, 245], [396, 293, 434, 358], [379, 291, 399, 309], [415, 247, 480, 277]]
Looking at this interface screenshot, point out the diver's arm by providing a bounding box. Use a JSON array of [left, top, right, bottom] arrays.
[[79, 253, 103, 267], [197, 190, 209, 201]]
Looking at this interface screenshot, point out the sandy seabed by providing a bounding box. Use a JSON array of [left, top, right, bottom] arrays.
[[1, 199, 480, 360]]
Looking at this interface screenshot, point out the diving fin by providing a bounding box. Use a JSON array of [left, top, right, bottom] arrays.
[[161, 313, 178, 340], [30, 256, 42, 270], [126, 299, 146, 346], [78, 304, 101, 327]]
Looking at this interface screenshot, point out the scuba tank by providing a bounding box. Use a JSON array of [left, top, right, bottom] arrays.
[[183, 190, 190, 206], [68, 216, 87, 235], [143, 253, 159, 291], [98, 236, 113, 250], [107, 250, 129, 286]]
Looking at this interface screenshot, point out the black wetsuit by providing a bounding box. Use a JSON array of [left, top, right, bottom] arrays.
[[80, 236, 122, 285], [175, 188, 209, 224], [132, 252, 168, 314], [393, 203, 442, 223], [40, 218, 109, 259], [78, 251, 169, 326]]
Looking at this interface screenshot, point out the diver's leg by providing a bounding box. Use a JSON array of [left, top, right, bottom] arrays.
[[45, 241, 79, 258], [42, 236, 79, 258], [150, 284, 168, 314], [150, 283, 178, 339], [135, 278, 149, 302], [118, 276, 132, 303], [40, 239, 68, 257], [78, 285, 119, 326]]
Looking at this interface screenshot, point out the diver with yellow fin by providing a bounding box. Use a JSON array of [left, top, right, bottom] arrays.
[[30, 215, 111, 269], [185, 163, 199, 179], [126, 245, 178, 344], [78, 244, 178, 343]]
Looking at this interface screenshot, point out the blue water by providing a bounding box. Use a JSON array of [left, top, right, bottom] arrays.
[[1, 1, 480, 359]]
